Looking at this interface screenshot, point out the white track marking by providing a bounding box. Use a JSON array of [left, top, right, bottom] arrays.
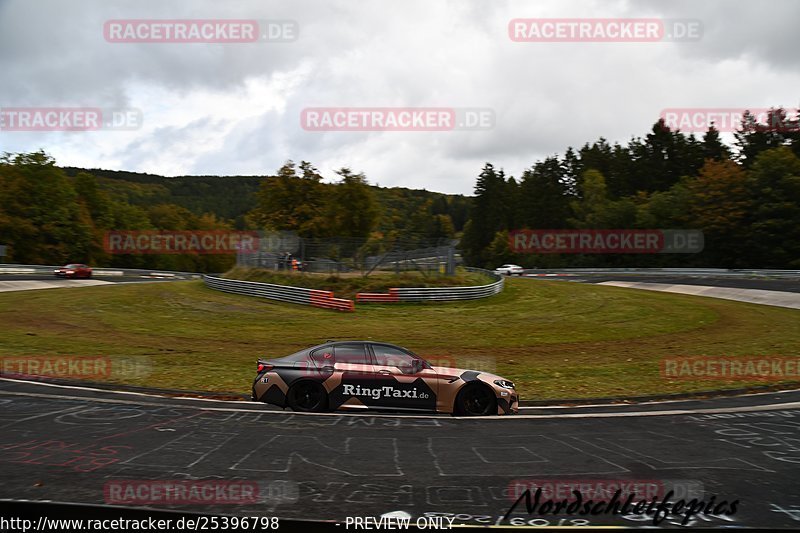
[[599, 281, 800, 310], [4, 377, 798, 409], [0, 377, 250, 404], [1, 388, 799, 421], [0, 280, 113, 292]]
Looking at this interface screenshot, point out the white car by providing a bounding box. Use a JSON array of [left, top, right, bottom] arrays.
[[494, 264, 524, 276]]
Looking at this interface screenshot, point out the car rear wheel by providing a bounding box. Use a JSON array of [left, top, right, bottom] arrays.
[[287, 381, 329, 412], [453, 384, 497, 416]]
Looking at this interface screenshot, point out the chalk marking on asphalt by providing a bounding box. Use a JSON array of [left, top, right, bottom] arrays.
[[98, 411, 204, 441], [0, 404, 86, 429], [0, 377, 251, 405], [0, 389, 799, 420]]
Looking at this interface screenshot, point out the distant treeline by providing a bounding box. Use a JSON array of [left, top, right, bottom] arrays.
[[462, 110, 800, 269], [0, 155, 468, 271], [2, 108, 798, 271]]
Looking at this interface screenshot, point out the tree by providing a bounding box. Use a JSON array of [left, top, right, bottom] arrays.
[[627, 119, 704, 193], [250, 161, 328, 237], [327, 168, 378, 240], [734, 108, 797, 167], [518, 157, 572, 228], [680, 159, 749, 266], [484, 230, 520, 267], [702, 125, 732, 161], [571, 170, 637, 229], [399, 199, 455, 244], [742, 147, 800, 267], [460, 163, 510, 265], [0, 151, 92, 263]]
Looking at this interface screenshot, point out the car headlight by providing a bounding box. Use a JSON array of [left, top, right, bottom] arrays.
[[494, 379, 515, 389], [66, 270, 74, 274]]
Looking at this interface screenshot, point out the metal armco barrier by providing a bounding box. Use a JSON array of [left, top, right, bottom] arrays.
[[203, 275, 354, 312], [525, 267, 800, 278], [309, 289, 355, 312], [356, 289, 400, 303], [206, 269, 502, 310], [356, 268, 504, 303]]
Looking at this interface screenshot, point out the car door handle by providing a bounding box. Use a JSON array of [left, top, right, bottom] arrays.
[[378, 370, 392, 375]]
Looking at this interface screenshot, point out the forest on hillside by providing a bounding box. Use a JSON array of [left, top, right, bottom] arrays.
[[463, 111, 800, 269], [0, 155, 468, 272], [2, 108, 798, 271]]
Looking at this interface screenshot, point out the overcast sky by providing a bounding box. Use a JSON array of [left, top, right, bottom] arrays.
[[1, 0, 798, 195]]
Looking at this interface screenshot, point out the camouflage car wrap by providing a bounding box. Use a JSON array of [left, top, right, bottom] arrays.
[[251, 341, 519, 416]]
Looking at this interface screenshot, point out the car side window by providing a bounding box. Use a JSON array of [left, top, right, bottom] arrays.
[[333, 343, 370, 365], [372, 345, 417, 371], [310, 347, 335, 366]]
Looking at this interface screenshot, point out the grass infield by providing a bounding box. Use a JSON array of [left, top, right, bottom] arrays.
[[0, 277, 798, 400]]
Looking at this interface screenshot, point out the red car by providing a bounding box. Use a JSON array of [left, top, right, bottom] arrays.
[[53, 264, 92, 279]]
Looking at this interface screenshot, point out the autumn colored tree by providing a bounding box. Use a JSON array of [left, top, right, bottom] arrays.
[[0, 151, 93, 264], [251, 161, 328, 237], [327, 168, 378, 240], [682, 159, 750, 266]]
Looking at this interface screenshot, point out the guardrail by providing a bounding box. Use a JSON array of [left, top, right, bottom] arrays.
[[0, 264, 201, 279], [524, 268, 800, 278], [203, 275, 354, 312], [356, 267, 504, 303], [205, 269, 502, 310]]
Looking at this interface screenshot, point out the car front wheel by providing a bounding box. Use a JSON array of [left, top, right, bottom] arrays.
[[453, 384, 497, 416], [287, 381, 329, 412]]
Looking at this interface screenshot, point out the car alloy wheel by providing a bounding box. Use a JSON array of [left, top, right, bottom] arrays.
[[288, 381, 328, 412], [456, 384, 497, 416]]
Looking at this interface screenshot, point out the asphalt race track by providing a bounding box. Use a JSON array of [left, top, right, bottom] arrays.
[[2, 378, 800, 528], [0, 274, 197, 295], [0, 274, 190, 283], [531, 273, 800, 293]]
